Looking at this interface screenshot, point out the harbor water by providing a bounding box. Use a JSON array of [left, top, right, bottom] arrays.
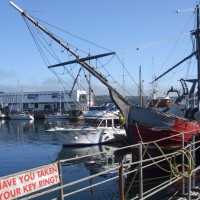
[[0, 119, 197, 199]]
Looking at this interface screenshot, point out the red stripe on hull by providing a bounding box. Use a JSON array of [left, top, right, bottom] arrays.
[[128, 119, 200, 148]]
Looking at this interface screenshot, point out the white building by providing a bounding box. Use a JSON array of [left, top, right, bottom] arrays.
[[0, 90, 88, 112]]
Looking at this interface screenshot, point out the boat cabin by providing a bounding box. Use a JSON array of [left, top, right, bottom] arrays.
[[81, 117, 122, 128], [147, 97, 172, 109]]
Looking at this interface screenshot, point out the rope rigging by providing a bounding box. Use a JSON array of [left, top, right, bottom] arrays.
[[21, 9, 144, 108]]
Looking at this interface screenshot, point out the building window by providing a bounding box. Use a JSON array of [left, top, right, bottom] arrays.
[[23, 103, 28, 110], [35, 103, 38, 109], [79, 94, 87, 103], [44, 105, 51, 110]]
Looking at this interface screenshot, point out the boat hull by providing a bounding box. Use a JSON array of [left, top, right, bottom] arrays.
[[69, 110, 87, 120], [10, 114, 34, 120], [52, 127, 127, 146], [128, 106, 200, 148], [44, 114, 69, 119]]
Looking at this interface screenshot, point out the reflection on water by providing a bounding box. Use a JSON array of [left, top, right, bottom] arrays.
[[57, 144, 132, 177], [57, 144, 179, 200], [0, 119, 59, 145], [0, 119, 61, 176], [56, 144, 132, 200]]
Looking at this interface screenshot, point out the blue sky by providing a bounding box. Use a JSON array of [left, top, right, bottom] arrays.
[[1, 0, 198, 96]]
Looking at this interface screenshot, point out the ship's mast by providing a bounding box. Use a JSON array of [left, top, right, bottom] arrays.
[[196, 4, 200, 109], [154, 4, 200, 110], [190, 3, 200, 109], [139, 65, 143, 106]]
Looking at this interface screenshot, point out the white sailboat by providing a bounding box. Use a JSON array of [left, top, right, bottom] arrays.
[[10, 111, 34, 120], [44, 92, 69, 119], [9, 88, 34, 120], [44, 112, 69, 120]]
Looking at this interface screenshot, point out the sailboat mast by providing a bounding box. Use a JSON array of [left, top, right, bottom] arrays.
[[88, 53, 92, 108], [139, 65, 142, 106], [196, 4, 200, 109], [59, 92, 61, 114], [122, 52, 125, 97]]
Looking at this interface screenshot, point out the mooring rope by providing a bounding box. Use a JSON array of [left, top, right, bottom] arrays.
[[125, 123, 195, 198], [153, 141, 194, 178]]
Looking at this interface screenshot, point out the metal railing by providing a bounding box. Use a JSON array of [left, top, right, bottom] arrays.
[[1, 133, 200, 200]]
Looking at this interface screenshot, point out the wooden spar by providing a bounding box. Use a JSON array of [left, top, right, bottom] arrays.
[[48, 52, 115, 68], [69, 68, 82, 97], [10, 1, 132, 121], [154, 51, 197, 82]]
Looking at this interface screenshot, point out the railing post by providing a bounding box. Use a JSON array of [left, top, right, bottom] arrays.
[[119, 163, 125, 200], [191, 135, 196, 188], [58, 160, 64, 200], [139, 142, 143, 199], [187, 144, 192, 200], [181, 133, 185, 195]]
